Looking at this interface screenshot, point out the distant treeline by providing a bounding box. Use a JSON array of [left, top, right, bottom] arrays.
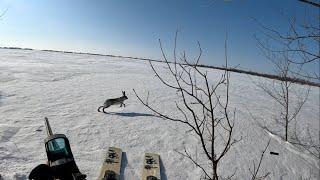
[[1, 47, 319, 87]]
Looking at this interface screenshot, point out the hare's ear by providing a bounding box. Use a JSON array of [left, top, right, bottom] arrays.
[[122, 91, 125, 95]]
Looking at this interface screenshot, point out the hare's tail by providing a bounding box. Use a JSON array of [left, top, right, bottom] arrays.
[[97, 106, 104, 112]]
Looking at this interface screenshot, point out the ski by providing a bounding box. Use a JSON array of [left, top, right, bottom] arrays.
[[141, 153, 161, 180], [98, 147, 122, 180]]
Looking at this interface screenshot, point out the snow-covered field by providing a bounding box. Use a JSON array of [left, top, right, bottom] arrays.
[[0, 49, 319, 180]]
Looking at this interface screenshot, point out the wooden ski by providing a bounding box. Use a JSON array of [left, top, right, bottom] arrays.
[[141, 153, 161, 180], [98, 147, 122, 180]]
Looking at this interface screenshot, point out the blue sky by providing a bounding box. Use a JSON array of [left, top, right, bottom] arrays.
[[0, 0, 318, 73]]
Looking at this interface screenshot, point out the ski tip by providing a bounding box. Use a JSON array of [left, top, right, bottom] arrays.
[[145, 153, 160, 157], [109, 147, 122, 151], [142, 152, 161, 180]]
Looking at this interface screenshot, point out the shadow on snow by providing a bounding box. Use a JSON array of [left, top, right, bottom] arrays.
[[120, 152, 128, 180], [104, 111, 159, 118]]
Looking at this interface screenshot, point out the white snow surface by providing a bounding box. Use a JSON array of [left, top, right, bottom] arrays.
[[0, 49, 319, 180]]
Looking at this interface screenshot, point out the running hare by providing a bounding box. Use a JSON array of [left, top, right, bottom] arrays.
[[98, 91, 128, 113]]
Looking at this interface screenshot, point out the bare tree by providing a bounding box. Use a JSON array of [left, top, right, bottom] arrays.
[[254, 1, 320, 80], [255, 50, 310, 141], [252, 72, 318, 159], [134, 32, 239, 179], [254, 1, 316, 143]]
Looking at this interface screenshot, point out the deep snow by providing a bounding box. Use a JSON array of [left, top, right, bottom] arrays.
[[0, 49, 319, 179]]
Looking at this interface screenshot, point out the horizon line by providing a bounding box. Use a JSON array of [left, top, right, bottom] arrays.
[[0, 46, 318, 87]]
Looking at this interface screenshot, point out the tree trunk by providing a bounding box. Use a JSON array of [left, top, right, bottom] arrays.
[[285, 81, 289, 141], [213, 163, 218, 180]]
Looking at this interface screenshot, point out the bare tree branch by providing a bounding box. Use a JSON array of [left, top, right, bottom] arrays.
[[134, 32, 238, 179], [250, 139, 271, 180], [254, 8, 320, 80], [298, 0, 320, 7]]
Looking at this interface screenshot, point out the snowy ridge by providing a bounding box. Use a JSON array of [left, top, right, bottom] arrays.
[[0, 49, 319, 179]]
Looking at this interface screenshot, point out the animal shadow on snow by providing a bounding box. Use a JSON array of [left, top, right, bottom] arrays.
[[120, 152, 128, 180], [104, 112, 159, 118]]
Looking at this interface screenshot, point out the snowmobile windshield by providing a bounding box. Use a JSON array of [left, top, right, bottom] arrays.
[[47, 137, 71, 161]]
